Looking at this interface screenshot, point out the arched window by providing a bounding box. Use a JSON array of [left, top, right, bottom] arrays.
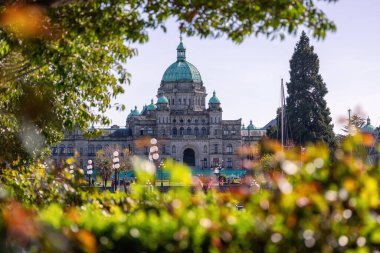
[[67, 144, 74, 155], [172, 127, 177, 136], [201, 127, 207, 136], [204, 145, 207, 154], [187, 127, 192, 135], [226, 144, 233, 154], [172, 145, 176, 154], [51, 146, 58, 154], [179, 127, 184, 135], [162, 128, 166, 136], [59, 144, 65, 154], [194, 127, 199, 136]]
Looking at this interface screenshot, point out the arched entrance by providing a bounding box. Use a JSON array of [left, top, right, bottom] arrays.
[[183, 148, 195, 166]]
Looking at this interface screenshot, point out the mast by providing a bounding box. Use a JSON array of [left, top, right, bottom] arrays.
[[348, 108, 351, 135], [281, 78, 285, 150]]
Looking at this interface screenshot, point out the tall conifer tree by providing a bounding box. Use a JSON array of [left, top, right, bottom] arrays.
[[286, 32, 335, 146]]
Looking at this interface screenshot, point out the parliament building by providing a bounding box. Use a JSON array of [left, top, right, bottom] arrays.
[[50, 40, 267, 169]]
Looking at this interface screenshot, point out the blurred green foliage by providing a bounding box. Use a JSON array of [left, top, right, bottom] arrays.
[[0, 134, 379, 253]]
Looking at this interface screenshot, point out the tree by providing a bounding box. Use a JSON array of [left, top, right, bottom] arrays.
[[95, 145, 132, 189], [342, 114, 366, 135], [95, 149, 113, 189], [286, 31, 335, 147], [0, 1, 338, 165]]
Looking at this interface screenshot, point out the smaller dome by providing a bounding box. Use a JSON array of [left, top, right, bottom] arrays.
[[147, 99, 157, 111], [241, 124, 246, 130], [128, 106, 140, 119], [157, 94, 169, 104], [209, 91, 220, 104], [247, 120, 256, 130], [361, 117, 375, 134]]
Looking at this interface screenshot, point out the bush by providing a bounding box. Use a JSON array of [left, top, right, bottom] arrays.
[[0, 134, 379, 252]]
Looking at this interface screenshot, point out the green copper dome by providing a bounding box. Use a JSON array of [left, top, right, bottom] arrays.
[[209, 91, 220, 104], [127, 106, 140, 119], [147, 99, 157, 111], [162, 40, 202, 83], [241, 124, 246, 130], [361, 117, 375, 133], [157, 94, 169, 104], [247, 120, 256, 130]]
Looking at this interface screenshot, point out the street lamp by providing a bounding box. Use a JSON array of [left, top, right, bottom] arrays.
[[87, 159, 93, 187], [113, 151, 120, 192], [69, 164, 74, 174], [214, 167, 220, 187], [159, 161, 164, 187], [149, 138, 160, 187]]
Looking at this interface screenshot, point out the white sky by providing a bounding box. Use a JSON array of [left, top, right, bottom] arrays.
[[106, 0, 380, 133]]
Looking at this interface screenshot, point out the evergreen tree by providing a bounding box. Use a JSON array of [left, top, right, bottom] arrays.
[[286, 31, 335, 146]]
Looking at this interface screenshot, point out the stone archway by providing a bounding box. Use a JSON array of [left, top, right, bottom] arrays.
[[183, 148, 195, 166]]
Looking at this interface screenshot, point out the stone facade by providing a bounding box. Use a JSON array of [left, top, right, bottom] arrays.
[[50, 40, 266, 169]]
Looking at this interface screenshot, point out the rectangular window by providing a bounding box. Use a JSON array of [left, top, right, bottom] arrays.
[[212, 158, 219, 167], [202, 158, 208, 168], [214, 144, 218, 154], [227, 158, 233, 168]]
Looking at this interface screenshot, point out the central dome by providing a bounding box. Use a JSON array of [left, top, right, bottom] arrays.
[[161, 41, 202, 83]]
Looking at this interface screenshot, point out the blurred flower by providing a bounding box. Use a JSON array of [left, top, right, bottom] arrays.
[[3, 201, 38, 245]]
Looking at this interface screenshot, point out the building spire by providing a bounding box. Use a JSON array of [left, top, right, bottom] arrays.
[[177, 35, 186, 61]]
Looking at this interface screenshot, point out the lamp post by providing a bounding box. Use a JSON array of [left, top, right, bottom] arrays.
[[69, 164, 74, 174], [214, 167, 220, 187], [159, 161, 164, 187], [149, 138, 160, 187], [113, 151, 120, 192], [87, 159, 93, 187]]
